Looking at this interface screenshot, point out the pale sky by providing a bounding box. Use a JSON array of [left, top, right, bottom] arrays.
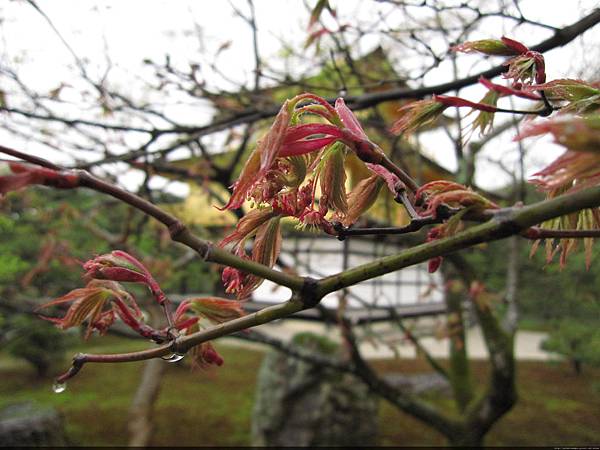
[[1, 0, 598, 193]]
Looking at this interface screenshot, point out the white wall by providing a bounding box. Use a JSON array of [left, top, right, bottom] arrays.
[[253, 235, 445, 308]]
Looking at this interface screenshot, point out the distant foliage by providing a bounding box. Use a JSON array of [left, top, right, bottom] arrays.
[[542, 320, 600, 374], [1, 314, 69, 377]]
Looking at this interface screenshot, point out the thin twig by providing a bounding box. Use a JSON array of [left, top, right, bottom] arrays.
[[0, 145, 305, 292], [48, 185, 600, 383], [395, 189, 421, 220], [522, 227, 600, 239], [334, 215, 441, 240]]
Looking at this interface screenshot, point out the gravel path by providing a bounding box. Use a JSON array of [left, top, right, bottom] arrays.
[[222, 319, 557, 361]]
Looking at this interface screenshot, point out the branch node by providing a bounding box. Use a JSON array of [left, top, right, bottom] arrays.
[[299, 276, 320, 309], [56, 352, 86, 384], [169, 333, 188, 355], [333, 221, 348, 241], [395, 188, 420, 220], [491, 208, 522, 234], [168, 221, 187, 240]]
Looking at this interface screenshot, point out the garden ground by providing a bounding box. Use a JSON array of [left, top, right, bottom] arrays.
[[0, 335, 598, 447]]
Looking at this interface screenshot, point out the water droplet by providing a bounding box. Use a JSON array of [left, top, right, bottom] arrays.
[[161, 353, 184, 363], [52, 381, 66, 394]]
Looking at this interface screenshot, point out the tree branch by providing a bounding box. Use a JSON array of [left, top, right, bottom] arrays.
[[317, 185, 600, 297], [3, 8, 598, 159], [0, 145, 305, 292], [8, 144, 600, 403]]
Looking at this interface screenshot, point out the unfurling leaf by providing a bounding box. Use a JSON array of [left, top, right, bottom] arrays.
[[530, 208, 600, 269], [503, 51, 546, 85], [342, 175, 384, 226], [424, 208, 470, 273], [469, 90, 499, 137], [390, 99, 447, 136], [220, 101, 291, 210], [522, 114, 600, 268], [83, 250, 149, 284], [335, 98, 368, 140], [518, 115, 600, 154], [416, 180, 498, 217], [220, 208, 278, 248], [308, 0, 334, 29], [83, 250, 167, 305], [453, 36, 544, 85], [530, 79, 600, 113], [284, 155, 308, 188], [280, 123, 342, 157], [37, 280, 141, 339], [219, 92, 396, 227], [0, 162, 79, 197], [249, 216, 282, 279], [579, 208, 595, 269], [320, 143, 348, 214], [191, 341, 224, 369], [221, 215, 282, 299], [177, 297, 245, 324], [365, 163, 401, 196], [433, 94, 498, 113], [423, 190, 498, 217], [451, 37, 527, 56], [416, 180, 467, 201]]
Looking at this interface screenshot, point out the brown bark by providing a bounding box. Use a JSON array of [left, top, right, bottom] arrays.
[[128, 357, 167, 447]]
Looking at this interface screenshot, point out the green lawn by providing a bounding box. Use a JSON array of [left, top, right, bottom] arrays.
[[0, 336, 598, 446]]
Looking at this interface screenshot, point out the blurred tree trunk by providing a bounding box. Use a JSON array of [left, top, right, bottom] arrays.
[[128, 305, 166, 447], [503, 235, 521, 334], [128, 358, 167, 447]]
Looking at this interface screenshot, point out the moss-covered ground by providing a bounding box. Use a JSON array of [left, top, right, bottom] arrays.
[[1, 336, 598, 446]]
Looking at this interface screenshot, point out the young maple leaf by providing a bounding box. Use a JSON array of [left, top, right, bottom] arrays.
[[175, 297, 245, 324], [416, 180, 498, 217], [319, 143, 348, 214], [37, 279, 142, 339], [479, 77, 541, 101], [518, 115, 600, 269], [177, 321, 225, 370], [503, 51, 546, 85], [84, 250, 167, 305], [452, 36, 544, 85], [0, 161, 79, 196], [416, 181, 472, 206], [451, 36, 527, 56], [83, 250, 150, 284], [528, 79, 600, 113], [220, 100, 291, 210], [521, 116, 600, 269], [280, 123, 343, 157], [528, 208, 600, 270], [390, 99, 448, 136], [220, 93, 405, 213], [220, 213, 282, 298], [424, 207, 471, 273], [341, 174, 384, 227], [191, 341, 224, 369], [220, 208, 278, 248], [521, 114, 600, 153]]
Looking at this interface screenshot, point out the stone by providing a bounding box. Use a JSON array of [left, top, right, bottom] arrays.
[[382, 372, 451, 396], [251, 332, 378, 446], [0, 402, 68, 446]]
